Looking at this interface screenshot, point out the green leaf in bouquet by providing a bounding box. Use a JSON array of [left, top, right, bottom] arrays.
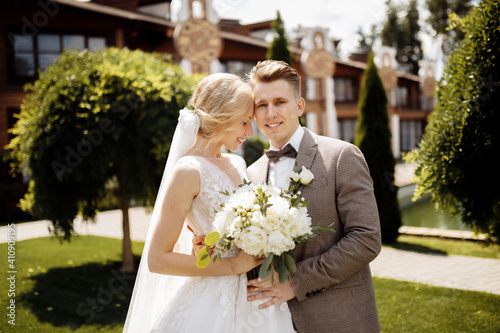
[[275, 263, 289, 284], [204, 230, 220, 246], [271, 254, 289, 284], [311, 221, 335, 233], [284, 251, 296, 272], [259, 254, 274, 280], [261, 203, 273, 217], [196, 246, 211, 269]]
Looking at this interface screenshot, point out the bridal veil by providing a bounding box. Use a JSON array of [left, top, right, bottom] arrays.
[[123, 108, 200, 332]]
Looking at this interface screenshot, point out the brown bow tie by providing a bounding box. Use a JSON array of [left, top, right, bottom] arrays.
[[265, 143, 298, 163]]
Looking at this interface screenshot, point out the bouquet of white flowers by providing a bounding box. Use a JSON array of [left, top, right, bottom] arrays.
[[197, 166, 333, 284]]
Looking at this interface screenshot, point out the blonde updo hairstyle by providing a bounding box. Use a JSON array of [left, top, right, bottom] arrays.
[[189, 73, 254, 143]]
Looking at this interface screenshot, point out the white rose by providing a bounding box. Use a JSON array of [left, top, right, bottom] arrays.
[[299, 166, 314, 185], [289, 171, 300, 183], [265, 229, 295, 256], [228, 215, 244, 238], [214, 209, 232, 234], [286, 207, 312, 238], [261, 184, 281, 197], [234, 226, 268, 256], [267, 195, 290, 215], [249, 210, 263, 226], [260, 214, 281, 232]]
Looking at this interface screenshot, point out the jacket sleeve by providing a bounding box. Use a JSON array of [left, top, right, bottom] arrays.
[[290, 144, 382, 302]]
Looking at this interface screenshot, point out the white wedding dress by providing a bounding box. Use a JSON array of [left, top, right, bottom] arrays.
[[150, 154, 295, 333]]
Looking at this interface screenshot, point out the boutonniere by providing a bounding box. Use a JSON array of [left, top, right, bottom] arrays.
[[288, 165, 314, 194]]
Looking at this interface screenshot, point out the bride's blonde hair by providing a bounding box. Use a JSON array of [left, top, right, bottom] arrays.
[[189, 73, 253, 142]]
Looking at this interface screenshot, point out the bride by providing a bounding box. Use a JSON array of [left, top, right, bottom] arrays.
[[123, 73, 295, 332]]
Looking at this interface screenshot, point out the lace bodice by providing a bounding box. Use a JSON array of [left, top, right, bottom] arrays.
[[178, 153, 247, 242]]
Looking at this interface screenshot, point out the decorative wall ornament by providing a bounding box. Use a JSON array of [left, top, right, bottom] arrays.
[[303, 31, 335, 79], [173, 0, 222, 72], [174, 18, 222, 68], [421, 63, 436, 98], [378, 51, 397, 91], [300, 27, 338, 138]]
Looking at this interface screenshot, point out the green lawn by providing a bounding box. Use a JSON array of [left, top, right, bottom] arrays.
[[386, 235, 500, 259], [1, 236, 144, 333], [1, 236, 499, 332], [374, 277, 500, 332]]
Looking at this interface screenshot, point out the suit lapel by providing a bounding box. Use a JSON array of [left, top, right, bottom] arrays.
[[295, 128, 318, 172], [294, 128, 318, 192]]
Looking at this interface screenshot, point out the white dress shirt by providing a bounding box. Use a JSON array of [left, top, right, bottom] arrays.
[[268, 126, 304, 190]]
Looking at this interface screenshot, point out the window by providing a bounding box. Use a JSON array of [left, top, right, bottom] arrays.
[[400, 119, 424, 151], [10, 32, 106, 78], [396, 86, 408, 107], [38, 33, 60, 71], [306, 78, 325, 101], [338, 118, 357, 143], [12, 35, 35, 76], [334, 77, 354, 102], [420, 95, 435, 111]]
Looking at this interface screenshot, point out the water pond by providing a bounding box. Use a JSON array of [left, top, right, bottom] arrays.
[[399, 185, 472, 231]]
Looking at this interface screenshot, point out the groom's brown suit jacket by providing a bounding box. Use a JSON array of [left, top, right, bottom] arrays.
[[247, 128, 381, 333]]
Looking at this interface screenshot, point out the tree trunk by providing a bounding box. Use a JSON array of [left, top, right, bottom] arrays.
[[118, 166, 135, 273]]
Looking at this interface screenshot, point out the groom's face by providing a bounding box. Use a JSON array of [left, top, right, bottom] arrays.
[[253, 79, 305, 149]]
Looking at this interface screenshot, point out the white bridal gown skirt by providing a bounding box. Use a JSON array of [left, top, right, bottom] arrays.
[[151, 273, 295, 332]]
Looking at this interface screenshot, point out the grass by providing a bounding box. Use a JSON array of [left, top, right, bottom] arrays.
[[374, 277, 500, 332], [0, 235, 499, 332], [386, 235, 500, 259], [1, 236, 144, 333]]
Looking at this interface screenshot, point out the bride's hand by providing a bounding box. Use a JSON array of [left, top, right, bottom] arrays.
[[188, 226, 210, 257], [191, 234, 206, 256], [231, 251, 263, 275]]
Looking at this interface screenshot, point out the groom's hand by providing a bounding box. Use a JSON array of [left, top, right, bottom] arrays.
[[247, 273, 295, 309]]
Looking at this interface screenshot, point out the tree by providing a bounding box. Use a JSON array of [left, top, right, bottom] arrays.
[[7, 48, 196, 271], [380, 1, 404, 51], [356, 24, 378, 55], [405, 0, 500, 244], [426, 0, 472, 54], [354, 54, 402, 243], [380, 0, 423, 75], [267, 11, 293, 66], [402, 0, 423, 75]]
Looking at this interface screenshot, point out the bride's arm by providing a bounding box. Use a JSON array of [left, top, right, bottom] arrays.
[[148, 162, 261, 277]]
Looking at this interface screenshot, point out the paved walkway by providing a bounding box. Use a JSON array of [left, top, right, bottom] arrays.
[[2, 207, 500, 295]]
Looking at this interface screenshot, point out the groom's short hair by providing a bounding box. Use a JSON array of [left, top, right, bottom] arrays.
[[247, 60, 302, 98]]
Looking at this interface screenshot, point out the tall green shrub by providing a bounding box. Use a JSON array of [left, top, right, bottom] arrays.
[[354, 54, 401, 243], [267, 11, 293, 66], [405, 0, 500, 244], [7, 47, 196, 271]]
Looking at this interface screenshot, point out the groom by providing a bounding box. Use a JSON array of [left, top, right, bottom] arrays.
[[246, 60, 382, 333]]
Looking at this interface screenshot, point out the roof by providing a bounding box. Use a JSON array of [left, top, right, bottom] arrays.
[[52, 0, 269, 49]]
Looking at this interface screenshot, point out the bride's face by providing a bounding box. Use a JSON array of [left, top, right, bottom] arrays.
[[220, 107, 254, 152]]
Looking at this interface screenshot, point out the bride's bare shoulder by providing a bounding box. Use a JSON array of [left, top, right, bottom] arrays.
[[170, 156, 201, 186]]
